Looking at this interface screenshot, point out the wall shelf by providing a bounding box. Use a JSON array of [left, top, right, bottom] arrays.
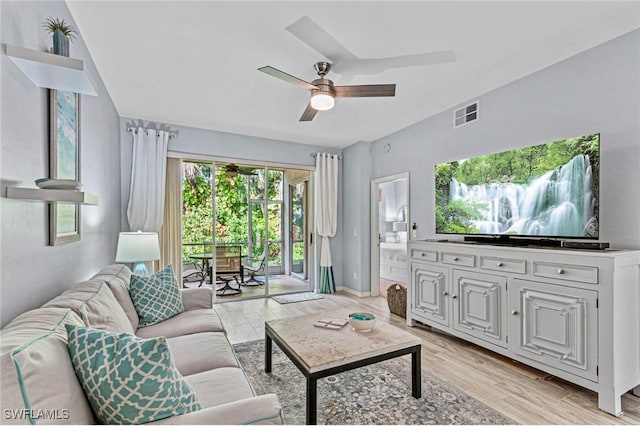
[[5, 187, 98, 206], [2, 43, 97, 96]]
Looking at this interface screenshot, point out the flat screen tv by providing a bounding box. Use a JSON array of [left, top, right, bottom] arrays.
[[435, 133, 600, 240]]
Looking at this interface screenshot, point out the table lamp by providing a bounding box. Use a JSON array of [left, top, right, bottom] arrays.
[[115, 231, 160, 276]]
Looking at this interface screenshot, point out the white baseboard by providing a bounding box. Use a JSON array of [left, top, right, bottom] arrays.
[[336, 286, 371, 298]]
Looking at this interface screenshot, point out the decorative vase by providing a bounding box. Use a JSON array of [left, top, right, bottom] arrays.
[[52, 29, 69, 57]]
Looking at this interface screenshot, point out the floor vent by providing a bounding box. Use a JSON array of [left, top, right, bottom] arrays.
[[454, 101, 479, 128]]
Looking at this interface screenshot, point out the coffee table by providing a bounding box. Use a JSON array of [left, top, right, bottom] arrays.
[[265, 309, 421, 424]]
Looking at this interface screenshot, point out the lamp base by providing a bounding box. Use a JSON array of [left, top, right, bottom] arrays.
[[132, 262, 149, 276]]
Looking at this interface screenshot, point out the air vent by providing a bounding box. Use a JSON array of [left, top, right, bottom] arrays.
[[454, 101, 479, 128]]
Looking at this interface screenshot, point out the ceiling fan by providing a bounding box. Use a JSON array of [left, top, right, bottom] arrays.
[[258, 61, 396, 121], [220, 163, 258, 177], [286, 16, 457, 78]]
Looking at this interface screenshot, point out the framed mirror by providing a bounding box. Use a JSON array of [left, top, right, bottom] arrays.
[[49, 89, 81, 245]]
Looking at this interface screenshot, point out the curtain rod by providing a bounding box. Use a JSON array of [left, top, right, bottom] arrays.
[[126, 127, 177, 139], [311, 153, 342, 160]]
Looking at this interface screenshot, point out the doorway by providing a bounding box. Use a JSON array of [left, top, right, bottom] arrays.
[[180, 160, 312, 301], [370, 173, 409, 298]]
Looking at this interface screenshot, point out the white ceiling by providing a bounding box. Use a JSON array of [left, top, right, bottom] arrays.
[[67, 1, 640, 148]]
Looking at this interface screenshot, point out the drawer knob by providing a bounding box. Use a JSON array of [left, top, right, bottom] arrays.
[[453, 257, 459, 261], [452, 294, 458, 299], [421, 253, 426, 257], [496, 261, 503, 267], [511, 310, 519, 316], [442, 291, 448, 296], [557, 268, 565, 275]]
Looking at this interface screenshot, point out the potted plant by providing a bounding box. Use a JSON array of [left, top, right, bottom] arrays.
[[43, 17, 77, 57]]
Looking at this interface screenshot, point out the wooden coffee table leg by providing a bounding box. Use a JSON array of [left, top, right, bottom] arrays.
[[306, 376, 317, 425], [412, 345, 421, 398], [265, 334, 272, 373]]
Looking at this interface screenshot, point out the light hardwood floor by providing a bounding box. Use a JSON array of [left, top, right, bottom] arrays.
[[214, 292, 640, 425]]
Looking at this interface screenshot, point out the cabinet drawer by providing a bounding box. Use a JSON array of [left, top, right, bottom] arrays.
[[411, 249, 437, 262], [532, 262, 598, 284], [442, 252, 475, 267], [480, 256, 526, 274]]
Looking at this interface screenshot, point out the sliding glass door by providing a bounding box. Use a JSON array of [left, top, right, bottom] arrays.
[[181, 160, 312, 300]]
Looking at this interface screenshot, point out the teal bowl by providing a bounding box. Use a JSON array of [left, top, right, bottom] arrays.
[[348, 312, 377, 332]]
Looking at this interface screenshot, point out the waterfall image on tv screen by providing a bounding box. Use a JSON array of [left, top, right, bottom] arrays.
[[435, 133, 600, 238]]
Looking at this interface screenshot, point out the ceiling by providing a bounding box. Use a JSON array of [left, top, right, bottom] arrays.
[[67, 1, 640, 148]]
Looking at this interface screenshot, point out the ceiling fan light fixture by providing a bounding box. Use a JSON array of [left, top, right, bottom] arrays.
[[310, 92, 334, 111]]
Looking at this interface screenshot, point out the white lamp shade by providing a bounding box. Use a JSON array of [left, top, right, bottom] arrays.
[[115, 232, 160, 262]]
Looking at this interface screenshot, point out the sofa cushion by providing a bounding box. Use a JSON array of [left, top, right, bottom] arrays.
[[94, 264, 140, 330], [146, 394, 284, 425], [0, 308, 96, 425], [167, 332, 238, 376], [185, 367, 254, 409], [181, 287, 213, 311], [66, 324, 201, 424], [136, 309, 225, 339], [43, 279, 134, 334], [130, 265, 184, 327]]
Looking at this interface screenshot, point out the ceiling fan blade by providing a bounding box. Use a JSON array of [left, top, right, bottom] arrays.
[[340, 50, 457, 75], [299, 102, 318, 122], [258, 66, 318, 90], [334, 84, 396, 98], [286, 16, 357, 64]]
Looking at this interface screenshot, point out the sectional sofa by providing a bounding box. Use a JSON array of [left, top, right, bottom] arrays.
[[0, 264, 283, 425]]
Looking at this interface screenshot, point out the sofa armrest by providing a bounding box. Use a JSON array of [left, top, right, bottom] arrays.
[[181, 288, 213, 310], [147, 394, 283, 425]]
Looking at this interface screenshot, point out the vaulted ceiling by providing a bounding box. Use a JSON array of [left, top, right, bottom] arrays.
[[67, 1, 640, 148]]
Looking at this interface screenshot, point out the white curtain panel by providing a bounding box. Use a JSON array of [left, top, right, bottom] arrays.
[[314, 153, 338, 267], [126, 128, 170, 232]]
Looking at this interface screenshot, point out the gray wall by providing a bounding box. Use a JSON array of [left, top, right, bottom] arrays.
[[342, 141, 371, 294], [1, 1, 121, 326], [344, 29, 640, 294], [118, 118, 345, 289]]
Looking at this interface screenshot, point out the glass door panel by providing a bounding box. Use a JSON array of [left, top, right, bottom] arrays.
[[181, 162, 213, 288], [243, 200, 267, 297], [249, 201, 265, 259], [249, 168, 266, 201], [290, 182, 307, 278], [266, 202, 282, 274]]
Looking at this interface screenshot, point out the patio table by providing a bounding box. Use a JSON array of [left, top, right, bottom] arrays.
[[189, 252, 246, 296]]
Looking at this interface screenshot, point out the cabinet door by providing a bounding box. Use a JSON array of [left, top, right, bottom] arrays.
[[509, 278, 598, 382], [411, 263, 449, 326], [452, 270, 507, 348]]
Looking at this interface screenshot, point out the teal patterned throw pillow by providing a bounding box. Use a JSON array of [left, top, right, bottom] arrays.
[[130, 265, 184, 327], [65, 324, 201, 424]]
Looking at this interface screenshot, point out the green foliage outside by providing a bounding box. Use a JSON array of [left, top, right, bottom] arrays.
[[290, 182, 305, 266], [182, 163, 214, 263], [435, 134, 600, 234], [182, 163, 287, 266]]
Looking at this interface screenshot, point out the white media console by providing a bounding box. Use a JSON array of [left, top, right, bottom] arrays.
[[407, 240, 640, 416]]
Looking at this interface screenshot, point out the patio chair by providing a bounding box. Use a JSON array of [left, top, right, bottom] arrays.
[[215, 244, 243, 296], [182, 263, 205, 288], [242, 251, 266, 286]]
